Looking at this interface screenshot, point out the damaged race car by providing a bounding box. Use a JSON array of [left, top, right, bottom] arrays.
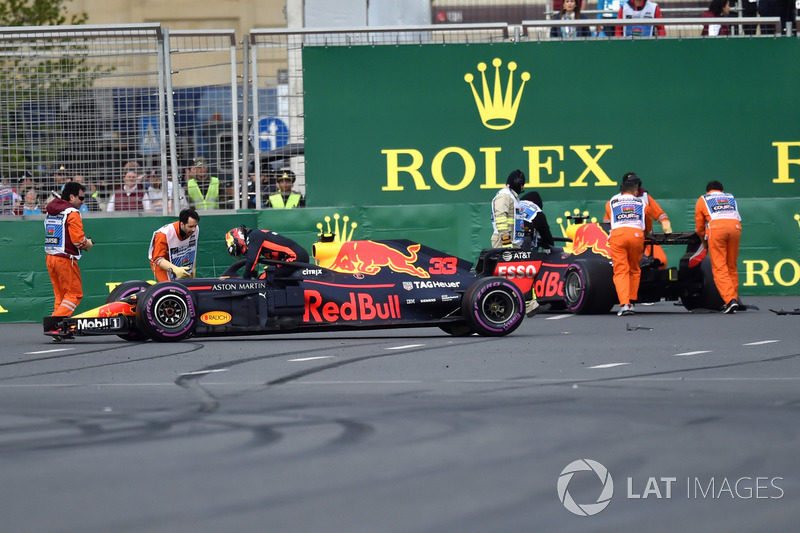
[[43, 236, 540, 342], [483, 218, 731, 314]]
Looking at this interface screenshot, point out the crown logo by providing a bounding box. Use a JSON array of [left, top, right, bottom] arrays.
[[464, 58, 530, 130], [316, 213, 358, 243], [556, 209, 598, 254], [795, 213, 800, 229]]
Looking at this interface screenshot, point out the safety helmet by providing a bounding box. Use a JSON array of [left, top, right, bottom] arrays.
[[506, 169, 526, 194], [225, 226, 249, 257]]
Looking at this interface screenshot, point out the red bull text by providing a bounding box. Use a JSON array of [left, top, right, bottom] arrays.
[[304, 290, 402, 323]]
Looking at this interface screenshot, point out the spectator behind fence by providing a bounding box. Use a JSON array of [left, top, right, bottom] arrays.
[[265, 170, 305, 209], [18, 171, 38, 194], [701, 0, 731, 36], [551, 0, 592, 38], [0, 176, 21, 215], [107, 161, 150, 212], [45, 165, 71, 205], [72, 175, 102, 212], [597, 0, 623, 36], [17, 188, 42, 215], [615, 0, 666, 37], [247, 170, 280, 209], [757, 0, 792, 34], [185, 157, 230, 210], [144, 171, 188, 214]]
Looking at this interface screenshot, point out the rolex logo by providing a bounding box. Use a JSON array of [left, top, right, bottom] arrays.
[[795, 213, 800, 229], [464, 58, 530, 131], [316, 213, 358, 243]]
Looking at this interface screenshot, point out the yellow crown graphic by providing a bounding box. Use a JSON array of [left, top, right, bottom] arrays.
[[314, 213, 358, 267], [795, 213, 800, 229], [556, 209, 597, 237], [316, 213, 357, 243], [464, 58, 530, 131]]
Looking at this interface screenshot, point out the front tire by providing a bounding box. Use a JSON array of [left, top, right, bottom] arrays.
[[462, 278, 524, 337], [135, 282, 196, 342], [107, 281, 149, 341]]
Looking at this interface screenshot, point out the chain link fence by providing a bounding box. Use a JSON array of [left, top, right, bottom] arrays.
[[0, 19, 788, 218]]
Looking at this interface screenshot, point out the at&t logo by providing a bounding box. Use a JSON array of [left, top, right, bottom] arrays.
[[557, 459, 614, 516]]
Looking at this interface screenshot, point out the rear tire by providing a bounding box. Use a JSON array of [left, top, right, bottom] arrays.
[[135, 283, 196, 342], [462, 278, 524, 337], [681, 258, 724, 311], [563, 260, 616, 314], [107, 281, 149, 341]]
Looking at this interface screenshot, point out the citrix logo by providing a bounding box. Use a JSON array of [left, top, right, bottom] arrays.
[[557, 459, 614, 516], [464, 58, 530, 131]]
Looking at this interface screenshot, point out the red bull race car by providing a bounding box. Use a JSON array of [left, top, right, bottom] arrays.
[[43, 237, 537, 342], [513, 220, 728, 314]]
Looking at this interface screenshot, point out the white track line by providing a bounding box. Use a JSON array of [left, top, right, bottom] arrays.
[[386, 344, 424, 350], [544, 315, 573, 320], [743, 340, 779, 346], [674, 350, 712, 357], [588, 363, 631, 369], [289, 356, 335, 362], [177, 369, 229, 377], [24, 348, 73, 355]]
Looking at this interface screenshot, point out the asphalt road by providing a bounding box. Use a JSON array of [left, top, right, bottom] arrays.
[[2, 296, 800, 533]]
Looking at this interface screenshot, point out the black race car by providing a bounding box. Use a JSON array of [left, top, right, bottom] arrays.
[[43, 238, 535, 342], [479, 220, 728, 314]]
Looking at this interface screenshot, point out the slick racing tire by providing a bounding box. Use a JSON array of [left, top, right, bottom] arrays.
[[563, 260, 616, 315], [135, 282, 196, 342], [462, 277, 524, 337], [106, 280, 150, 341], [681, 257, 725, 311]]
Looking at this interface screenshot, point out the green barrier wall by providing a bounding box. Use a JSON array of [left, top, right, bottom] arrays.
[[2, 198, 798, 323], [304, 38, 800, 206]]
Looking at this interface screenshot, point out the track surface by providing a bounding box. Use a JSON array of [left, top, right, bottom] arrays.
[[2, 296, 799, 532]]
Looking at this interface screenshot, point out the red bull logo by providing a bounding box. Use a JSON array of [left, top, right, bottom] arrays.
[[74, 301, 135, 319], [327, 241, 430, 278], [304, 290, 402, 322], [570, 223, 611, 259]]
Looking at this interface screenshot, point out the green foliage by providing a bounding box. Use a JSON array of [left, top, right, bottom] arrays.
[[0, 0, 87, 27]]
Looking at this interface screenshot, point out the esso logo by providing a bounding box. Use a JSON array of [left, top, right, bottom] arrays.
[[497, 264, 537, 279]]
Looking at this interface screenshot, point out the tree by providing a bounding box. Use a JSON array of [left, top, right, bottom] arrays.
[[0, 0, 108, 178], [0, 0, 87, 27]]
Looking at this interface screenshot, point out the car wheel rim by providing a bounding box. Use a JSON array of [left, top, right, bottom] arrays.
[[565, 272, 583, 305], [154, 294, 188, 328], [482, 289, 515, 325]]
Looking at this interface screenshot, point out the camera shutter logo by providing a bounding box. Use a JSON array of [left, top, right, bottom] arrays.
[[557, 459, 614, 516]]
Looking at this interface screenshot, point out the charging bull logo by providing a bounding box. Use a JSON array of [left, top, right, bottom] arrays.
[[328, 241, 430, 278], [74, 301, 135, 318], [570, 223, 611, 259]]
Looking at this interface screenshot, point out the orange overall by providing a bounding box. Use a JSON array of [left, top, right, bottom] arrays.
[[605, 194, 657, 306], [45, 209, 89, 316], [695, 191, 741, 304]]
